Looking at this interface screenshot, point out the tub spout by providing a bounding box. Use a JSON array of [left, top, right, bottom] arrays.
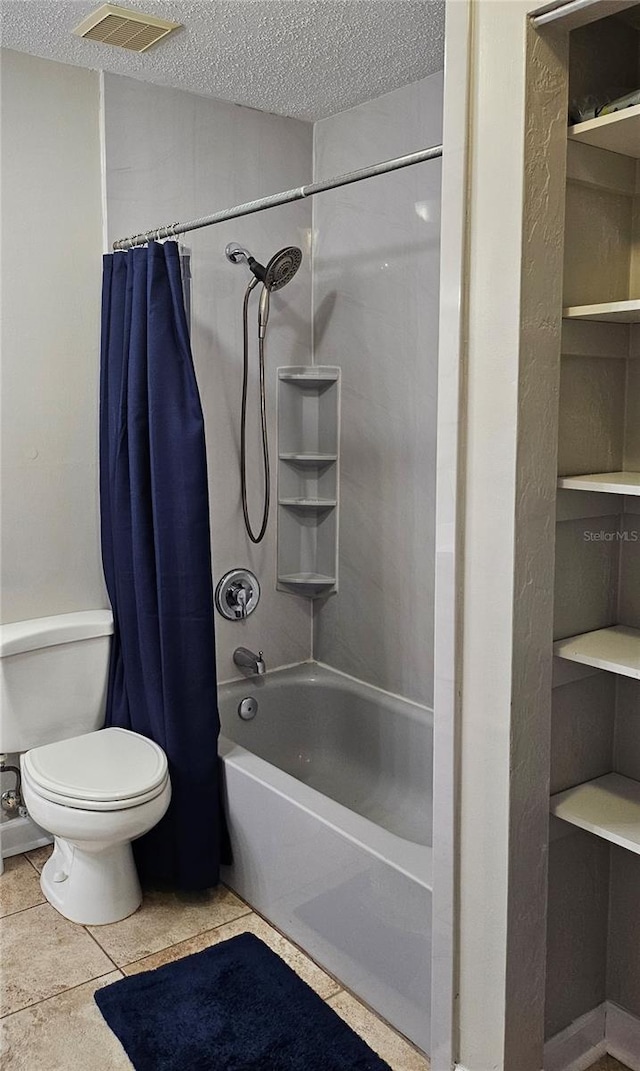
[[233, 647, 266, 676]]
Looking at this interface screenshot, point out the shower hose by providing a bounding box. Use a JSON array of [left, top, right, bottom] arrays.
[[241, 278, 270, 544]]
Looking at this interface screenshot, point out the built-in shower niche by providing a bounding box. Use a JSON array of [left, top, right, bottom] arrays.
[[276, 367, 340, 597]]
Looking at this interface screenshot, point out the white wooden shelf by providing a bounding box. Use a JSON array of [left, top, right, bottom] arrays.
[[279, 453, 337, 464], [568, 104, 640, 159], [557, 472, 640, 495], [553, 626, 640, 679], [550, 773, 640, 855], [562, 299, 640, 323]]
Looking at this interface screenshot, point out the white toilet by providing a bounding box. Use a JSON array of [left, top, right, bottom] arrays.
[[0, 611, 171, 925]]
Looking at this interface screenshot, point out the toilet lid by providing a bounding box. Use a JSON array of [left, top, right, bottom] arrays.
[[23, 727, 168, 805]]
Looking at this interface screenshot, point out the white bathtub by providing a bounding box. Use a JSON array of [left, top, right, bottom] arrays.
[[218, 662, 433, 1054]]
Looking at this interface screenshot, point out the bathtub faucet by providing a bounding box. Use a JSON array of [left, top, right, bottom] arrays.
[[233, 647, 266, 676]]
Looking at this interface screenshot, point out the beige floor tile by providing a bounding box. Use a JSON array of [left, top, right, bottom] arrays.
[[123, 909, 341, 998], [87, 884, 250, 966], [0, 902, 115, 1016], [327, 991, 430, 1071], [25, 844, 53, 873], [0, 972, 132, 1071], [0, 854, 45, 917]]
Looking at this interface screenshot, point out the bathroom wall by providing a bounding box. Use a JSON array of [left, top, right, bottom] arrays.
[[311, 74, 443, 707], [103, 75, 315, 681], [0, 50, 107, 624]]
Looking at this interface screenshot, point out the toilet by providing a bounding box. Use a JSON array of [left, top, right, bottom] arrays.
[[0, 611, 171, 925]]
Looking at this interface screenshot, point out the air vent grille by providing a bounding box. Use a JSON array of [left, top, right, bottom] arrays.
[[73, 4, 181, 53]]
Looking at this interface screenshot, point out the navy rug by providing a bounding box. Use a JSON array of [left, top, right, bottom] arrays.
[[95, 932, 393, 1070]]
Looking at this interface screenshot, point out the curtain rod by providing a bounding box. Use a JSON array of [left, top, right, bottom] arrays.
[[112, 144, 443, 251]]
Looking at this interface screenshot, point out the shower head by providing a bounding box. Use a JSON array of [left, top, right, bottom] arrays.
[[225, 243, 302, 292], [262, 247, 302, 292], [226, 243, 303, 339]]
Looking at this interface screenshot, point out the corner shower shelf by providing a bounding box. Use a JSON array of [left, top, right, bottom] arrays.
[[568, 104, 640, 159], [562, 299, 640, 323], [557, 472, 640, 495], [279, 498, 337, 509], [279, 453, 338, 464], [553, 626, 640, 679], [277, 366, 340, 598], [550, 773, 640, 855], [278, 573, 336, 592], [278, 370, 339, 384]]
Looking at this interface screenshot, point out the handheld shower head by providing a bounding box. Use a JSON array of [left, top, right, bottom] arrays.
[[226, 243, 302, 292], [227, 243, 303, 337], [262, 246, 302, 292], [259, 247, 302, 335], [228, 242, 303, 544]]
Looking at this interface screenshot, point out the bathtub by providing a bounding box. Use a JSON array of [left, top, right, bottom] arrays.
[[218, 662, 433, 1054]]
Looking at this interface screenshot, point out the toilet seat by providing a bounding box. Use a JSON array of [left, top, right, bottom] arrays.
[[23, 727, 169, 812]]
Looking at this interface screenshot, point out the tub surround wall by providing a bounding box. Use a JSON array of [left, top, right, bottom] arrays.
[[3, 57, 442, 693], [311, 74, 443, 708], [0, 51, 107, 624], [103, 75, 315, 682]]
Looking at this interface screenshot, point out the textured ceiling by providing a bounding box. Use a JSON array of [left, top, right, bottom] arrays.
[[0, 0, 446, 121]]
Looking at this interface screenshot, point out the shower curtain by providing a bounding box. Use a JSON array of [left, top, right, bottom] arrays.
[[99, 240, 227, 890]]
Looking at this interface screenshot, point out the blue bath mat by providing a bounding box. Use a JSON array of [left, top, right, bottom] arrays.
[[95, 932, 393, 1070]]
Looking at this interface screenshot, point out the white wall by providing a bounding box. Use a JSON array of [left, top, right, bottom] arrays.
[[0, 50, 107, 624], [447, 2, 569, 1069], [312, 74, 443, 706], [103, 75, 315, 681]]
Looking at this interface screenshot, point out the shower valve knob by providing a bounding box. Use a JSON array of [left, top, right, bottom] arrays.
[[215, 569, 260, 621]]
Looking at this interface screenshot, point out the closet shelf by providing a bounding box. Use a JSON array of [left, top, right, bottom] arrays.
[[278, 498, 337, 509], [568, 103, 640, 159], [553, 626, 640, 679], [557, 472, 640, 495], [279, 453, 338, 464], [562, 299, 640, 323], [550, 773, 640, 855]]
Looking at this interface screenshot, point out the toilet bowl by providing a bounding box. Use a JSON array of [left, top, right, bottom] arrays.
[[21, 727, 171, 925]]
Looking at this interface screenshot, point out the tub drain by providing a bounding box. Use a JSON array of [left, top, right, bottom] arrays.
[[238, 697, 258, 720]]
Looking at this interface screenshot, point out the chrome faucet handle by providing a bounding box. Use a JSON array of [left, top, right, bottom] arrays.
[[235, 586, 248, 619]]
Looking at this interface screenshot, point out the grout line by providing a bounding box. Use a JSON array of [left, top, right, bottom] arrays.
[[82, 924, 120, 971], [24, 854, 44, 876], [0, 899, 47, 922], [107, 902, 254, 970], [0, 968, 121, 1022]]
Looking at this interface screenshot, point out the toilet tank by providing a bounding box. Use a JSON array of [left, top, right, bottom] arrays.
[[0, 611, 114, 753]]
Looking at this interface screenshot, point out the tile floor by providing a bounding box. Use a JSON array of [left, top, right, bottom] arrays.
[[0, 848, 429, 1071]]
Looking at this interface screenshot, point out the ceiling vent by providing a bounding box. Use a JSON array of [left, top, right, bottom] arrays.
[[72, 4, 181, 53]]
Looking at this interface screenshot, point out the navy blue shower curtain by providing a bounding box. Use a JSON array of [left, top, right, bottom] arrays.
[[100, 241, 226, 890]]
